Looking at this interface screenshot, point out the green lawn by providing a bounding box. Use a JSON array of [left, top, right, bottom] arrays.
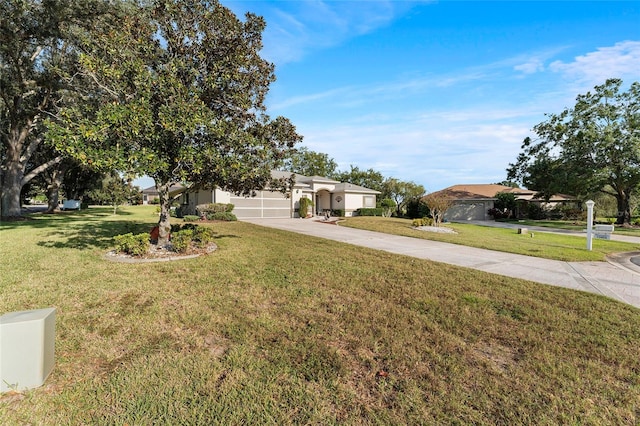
[[1, 206, 639, 424], [339, 216, 640, 261], [502, 218, 640, 236]]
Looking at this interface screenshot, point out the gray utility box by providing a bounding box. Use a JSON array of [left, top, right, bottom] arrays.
[[0, 308, 56, 392], [594, 224, 615, 240]]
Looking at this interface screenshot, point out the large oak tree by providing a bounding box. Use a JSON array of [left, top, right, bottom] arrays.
[[508, 79, 640, 224], [47, 0, 301, 245], [0, 0, 116, 218]]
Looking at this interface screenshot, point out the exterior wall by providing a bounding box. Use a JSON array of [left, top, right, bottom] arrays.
[[332, 193, 346, 212], [344, 193, 376, 217]]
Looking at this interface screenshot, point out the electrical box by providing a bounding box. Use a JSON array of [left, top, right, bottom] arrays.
[[0, 308, 56, 392]]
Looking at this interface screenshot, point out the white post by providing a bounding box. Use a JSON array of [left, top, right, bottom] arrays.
[[586, 200, 595, 251]]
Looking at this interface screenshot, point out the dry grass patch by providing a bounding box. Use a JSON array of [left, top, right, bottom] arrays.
[[0, 206, 639, 424]]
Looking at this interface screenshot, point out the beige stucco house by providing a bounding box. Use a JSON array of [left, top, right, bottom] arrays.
[[179, 171, 380, 219], [428, 184, 576, 221]]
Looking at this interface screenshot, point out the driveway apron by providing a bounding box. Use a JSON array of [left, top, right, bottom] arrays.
[[244, 218, 640, 309]]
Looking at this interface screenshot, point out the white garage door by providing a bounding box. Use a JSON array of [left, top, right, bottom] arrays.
[[446, 202, 486, 221]]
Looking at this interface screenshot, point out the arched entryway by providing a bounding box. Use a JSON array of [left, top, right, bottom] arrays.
[[315, 189, 331, 215]]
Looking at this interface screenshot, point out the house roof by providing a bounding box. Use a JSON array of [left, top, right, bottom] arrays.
[[141, 184, 186, 196], [430, 184, 575, 202], [333, 182, 381, 194], [273, 170, 378, 193], [432, 184, 528, 200]]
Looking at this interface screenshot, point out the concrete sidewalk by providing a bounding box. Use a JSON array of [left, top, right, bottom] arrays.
[[244, 218, 640, 309]]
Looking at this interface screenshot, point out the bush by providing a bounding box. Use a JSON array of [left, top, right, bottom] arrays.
[[412, 217, 433, 227], [171, 229, 193, 253], [192, 226, 216, 247], [183, 215, 200, 222], [405, 198, 429, 219], [527, 203, 545, 220], [114, 233, 150, 256], [196, 203, 234, 217], [357, 208, 384, 216], [299, 197, 313, 218], [205, 212, 237, 221], [488, 208, 509, 219], [332, 209, 344, 217]]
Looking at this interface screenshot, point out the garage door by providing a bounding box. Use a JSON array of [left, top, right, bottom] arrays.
[[446, 202, 486, 221], [231, 190, 291, 219]]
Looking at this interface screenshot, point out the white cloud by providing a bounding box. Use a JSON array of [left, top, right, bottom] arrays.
[[549, 40, 640, 86], [514, 58, 545, 74], [250, 1, 426, 64]]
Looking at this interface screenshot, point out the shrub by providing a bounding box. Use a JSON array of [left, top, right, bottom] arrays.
[[527, 203, 545, 220], [171, 229, 193, 253], [332, 209, 344, 217], [380, 198, 396, 217], [114, 233, 150, 256], [196, 203, 234, 217], [412, 217, 433, 227], [357, 208, 384, 216], [192, 226, 216, 247], [183, 215, 200, 222], [298, 197, 313, 218], [488, 208, 509, 219], [405, 198, 429, 219], [206, 212, 237, 221]]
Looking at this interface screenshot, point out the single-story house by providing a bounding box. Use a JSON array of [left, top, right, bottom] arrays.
[[178, 170, 381, 219], [428, 184, 576, 221], [141, 184, 186, 205]]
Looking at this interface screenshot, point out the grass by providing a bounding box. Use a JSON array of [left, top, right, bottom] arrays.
[[339, 216, 640, 261], [0, 206, 639, 424], [502, 218, 640, 236]]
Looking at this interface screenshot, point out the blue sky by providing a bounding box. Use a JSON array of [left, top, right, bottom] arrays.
[[136, 1, 640, 192]]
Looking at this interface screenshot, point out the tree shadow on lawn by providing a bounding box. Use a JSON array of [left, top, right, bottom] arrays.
[[33, 217, 240, 252], [0, 207, 129, 231], [37, 220, 154, 250]]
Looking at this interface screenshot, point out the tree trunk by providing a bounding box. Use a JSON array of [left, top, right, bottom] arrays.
[[46, 186, 60, 213], [615, 191, 631, 225], [1, 161, 25, 218], [156, 183, 173, 247], [44, 165, 66, 213]]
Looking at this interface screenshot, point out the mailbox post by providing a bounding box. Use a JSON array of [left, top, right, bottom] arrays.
[[586, 200, 595, 251]]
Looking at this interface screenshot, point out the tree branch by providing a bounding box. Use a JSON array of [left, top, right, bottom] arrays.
[[22, 156, 64, 186]]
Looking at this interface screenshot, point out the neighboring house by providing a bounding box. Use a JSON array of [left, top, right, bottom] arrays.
[[428, 184, 576, 221], [141, 184, 186, 205], [141, 186, 159, 205], [179, 170, 380, 219]]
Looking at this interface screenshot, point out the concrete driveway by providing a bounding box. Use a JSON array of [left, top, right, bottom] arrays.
[[244, 218, 640, 309]]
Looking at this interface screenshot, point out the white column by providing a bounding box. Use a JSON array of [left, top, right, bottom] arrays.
[[586, 200, 595, 251]]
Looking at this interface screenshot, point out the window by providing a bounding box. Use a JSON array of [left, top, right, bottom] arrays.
[[363, 196, 375, 208]]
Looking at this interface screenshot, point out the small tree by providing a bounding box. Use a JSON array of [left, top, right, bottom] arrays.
[[46, 0, 301, 245], [423, 193, 454, 227], [88, 173, 135, 214], [380, 198, 396, 217], [494, 192, 518, 218], [381, 178, 425, 216]]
